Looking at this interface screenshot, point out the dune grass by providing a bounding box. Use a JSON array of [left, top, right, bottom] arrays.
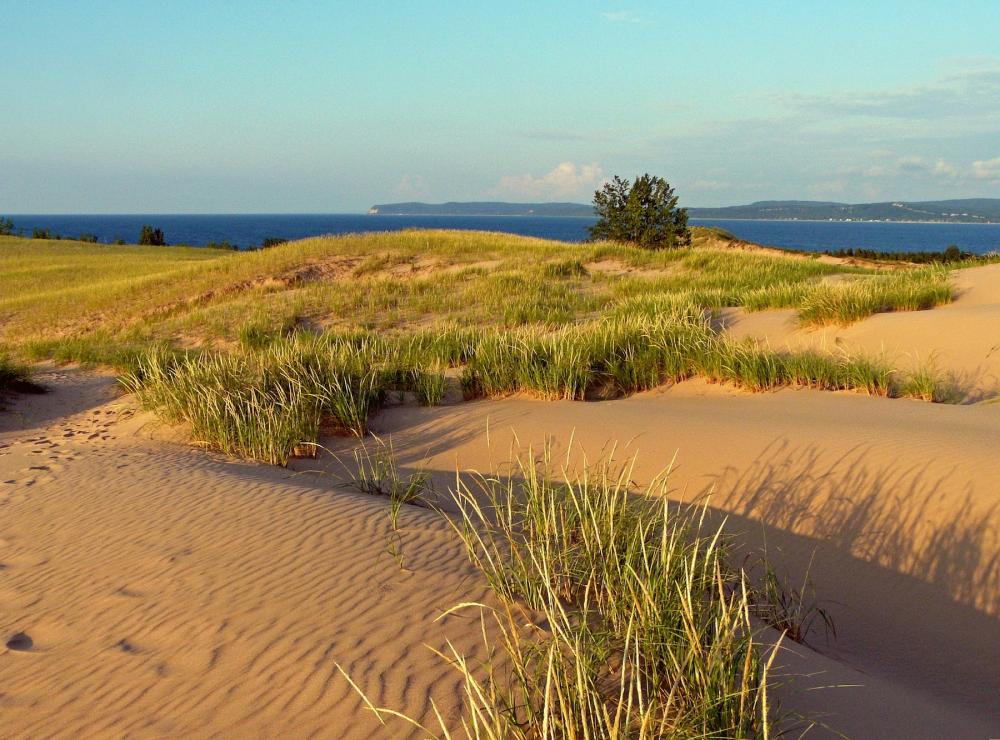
[[0, 353, 32, 394], [342, 450, 781, 737], [2, 229, 968, 460], [116, 312, 951, 465], [0, 230, 956, 354], [797, 267, 953, 326]]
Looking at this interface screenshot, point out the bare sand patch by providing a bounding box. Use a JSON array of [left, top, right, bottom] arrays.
[[0, 370, 997, 737]]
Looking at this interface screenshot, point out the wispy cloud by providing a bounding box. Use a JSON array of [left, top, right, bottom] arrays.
[[972, 157, 1000, 181], [491, 162, 605, 200], [765, 68, 1000, 124]]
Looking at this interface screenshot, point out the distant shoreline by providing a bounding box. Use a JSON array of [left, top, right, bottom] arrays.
[[690, 217, 1000, 225]]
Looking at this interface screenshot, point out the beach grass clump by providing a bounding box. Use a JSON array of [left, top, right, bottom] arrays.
[[121, 342, 386, 464], [0, 353, 32, 395], [19, 333, 177, 376], [899, 360, 964, 403], [838, 354, 896, 397], [344, 451, 778, 737], [460, 314, 915, 403], [541, 258, 589, 279], [461, 312, 713, 400], [797, 267, 953, 326], [410, 365, 447, 406], [121, 349, 323, 465]]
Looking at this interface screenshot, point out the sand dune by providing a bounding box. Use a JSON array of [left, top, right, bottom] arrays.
[[362, 386, 1000, 736], [1, 371, 493, 738], [723, 263, 1000, 401], [2, 367, 997, 738], [4, 261, 1000, 739]]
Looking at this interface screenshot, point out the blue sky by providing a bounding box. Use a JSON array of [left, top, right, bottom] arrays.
[[3, 1, 1000, 212]]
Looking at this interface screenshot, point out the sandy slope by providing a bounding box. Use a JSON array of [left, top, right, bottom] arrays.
[[1, 370, 497, 738], [6, 257, 1000, 740], [722, 263, 1000, 401], [364, 386, 1000, 737], [2, 368, 997, 738]]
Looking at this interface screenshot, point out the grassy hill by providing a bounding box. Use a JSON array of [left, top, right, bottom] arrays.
[[0, 226, 927, 352], [1, 226, 967, 464]]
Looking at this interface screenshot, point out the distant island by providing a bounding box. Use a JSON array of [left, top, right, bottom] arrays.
[[369, 198, 1000, 223]]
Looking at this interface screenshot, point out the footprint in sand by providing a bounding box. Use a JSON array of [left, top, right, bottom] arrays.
[[5, 632, 33, 652], [115, 638, 140, 654]]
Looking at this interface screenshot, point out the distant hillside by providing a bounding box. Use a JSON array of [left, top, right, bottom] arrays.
[[688, 199, 1000, 223], [370, 198, 1000, 223], [369, 201, 594, 217]]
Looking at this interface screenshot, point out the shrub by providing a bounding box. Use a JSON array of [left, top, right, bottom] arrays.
[[138, 225, 167, 246], [588, 174, 691, 249]]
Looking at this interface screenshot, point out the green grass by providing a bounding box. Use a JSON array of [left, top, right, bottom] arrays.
[[2, 230, 967, 462], [0, 353, 32, 394], [114, 313, 954, 466], [342, 450, 782, 737], [797, 267, 953, 326], [0, 229, 952, 352]]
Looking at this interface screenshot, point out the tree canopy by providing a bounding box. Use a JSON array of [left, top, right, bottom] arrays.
[[139, 225, 167, 246], [588, 174, 690, 248]]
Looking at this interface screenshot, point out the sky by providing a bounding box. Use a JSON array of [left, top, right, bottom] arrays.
[[2, 1, 1000, 213]]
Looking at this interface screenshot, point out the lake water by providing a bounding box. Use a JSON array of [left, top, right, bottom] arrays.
[[6, 213, 1000, 255]]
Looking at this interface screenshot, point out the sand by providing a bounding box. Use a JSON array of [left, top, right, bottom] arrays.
[[2, 264, 999, 738], [722, 262, 1000, 401]]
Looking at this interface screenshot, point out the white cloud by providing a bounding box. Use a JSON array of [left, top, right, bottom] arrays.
[[933, 159, 960, 178], [971, 157, 1000, 181], [862, 155, 960, 181], [491, 162, 605, 201], [392, 174, 426, 197]]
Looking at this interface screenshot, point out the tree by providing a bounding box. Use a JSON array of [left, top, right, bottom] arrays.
[[0, 217, 15, 236], [139, 225, 166, 246], [588, 174, 690, 248]]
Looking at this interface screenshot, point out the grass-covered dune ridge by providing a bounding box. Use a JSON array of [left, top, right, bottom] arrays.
[[1, 228, 970, 464], [120, 313, 955, 466], [0, 229, 960, 351]]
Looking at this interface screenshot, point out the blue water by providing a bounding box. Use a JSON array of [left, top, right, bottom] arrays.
[[4, 214, 594, 249], [6, 213, 1000, 255], [691, 218, 1000, 255]]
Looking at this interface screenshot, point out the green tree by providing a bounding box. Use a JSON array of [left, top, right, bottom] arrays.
[[0, 217, 15, 236], [588, 174, 690, 248], [139, 225, 166, 246]]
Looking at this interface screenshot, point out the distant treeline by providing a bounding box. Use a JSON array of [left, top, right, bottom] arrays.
[[0, 217, 286, 251], [822, 245, 990, 263]]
